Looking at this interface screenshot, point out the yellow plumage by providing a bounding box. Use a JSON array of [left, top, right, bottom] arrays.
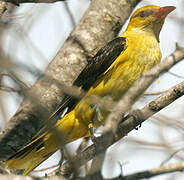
[[5, 5, 175, 175]]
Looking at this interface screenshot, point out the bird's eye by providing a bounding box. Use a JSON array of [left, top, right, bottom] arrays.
[[138, 10, 154, 18], [139, 11, 147, 17]]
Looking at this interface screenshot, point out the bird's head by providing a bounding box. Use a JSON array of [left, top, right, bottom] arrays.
[[126, 5, 176, 40]]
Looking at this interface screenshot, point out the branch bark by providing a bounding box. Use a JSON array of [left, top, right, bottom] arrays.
[[0, 0, 141, 161], [81, 161, 184, 180], [109, 161, 184, 180]]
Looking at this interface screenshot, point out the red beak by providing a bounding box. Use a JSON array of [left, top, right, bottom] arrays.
[[154, 6, 176, 18]]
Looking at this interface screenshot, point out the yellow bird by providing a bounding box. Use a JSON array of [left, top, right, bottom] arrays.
[[5, 5, 175, 175]]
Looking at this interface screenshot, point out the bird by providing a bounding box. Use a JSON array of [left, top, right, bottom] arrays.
[[5, 5, 175, 175]]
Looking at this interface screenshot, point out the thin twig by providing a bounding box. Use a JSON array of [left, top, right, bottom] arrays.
[[168, 71, 184, 79], [64, 1, 76, 27], [143, 90, 168, 96], [120, 161, 184, 180], [160, 148, 184, 166]]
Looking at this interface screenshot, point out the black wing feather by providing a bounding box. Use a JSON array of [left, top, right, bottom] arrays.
[[74, 37, 126, 90], [50, 37, 126, 118]]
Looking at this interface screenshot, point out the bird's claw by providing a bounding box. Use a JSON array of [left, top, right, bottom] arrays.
[[135, 123, 142, 130]]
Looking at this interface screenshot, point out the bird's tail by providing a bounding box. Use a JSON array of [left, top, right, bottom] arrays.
[[5, 128, 61, 175], [5, 110, 90, 175]]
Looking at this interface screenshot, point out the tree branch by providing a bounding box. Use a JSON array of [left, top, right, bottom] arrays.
[[80, 161, 184, 180], [110, 161, 184, 180]]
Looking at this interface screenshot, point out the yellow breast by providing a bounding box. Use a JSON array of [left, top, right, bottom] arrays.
[[75, 29, 161, 126], [88, 30, 161, 101]]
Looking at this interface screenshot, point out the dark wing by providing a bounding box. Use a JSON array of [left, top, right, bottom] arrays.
[[50, 37, 127, 118], [33, 37, 127, 137], [74, 37, 126, 90]]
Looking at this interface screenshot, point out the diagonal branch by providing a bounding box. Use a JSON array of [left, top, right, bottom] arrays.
[[112, 161, 184, 180]]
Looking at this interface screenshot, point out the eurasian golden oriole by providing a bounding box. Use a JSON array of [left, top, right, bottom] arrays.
[[5, 5, 175, 175]]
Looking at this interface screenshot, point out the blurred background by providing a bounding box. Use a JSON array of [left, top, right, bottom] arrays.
[[0, 0, 184, 179]]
